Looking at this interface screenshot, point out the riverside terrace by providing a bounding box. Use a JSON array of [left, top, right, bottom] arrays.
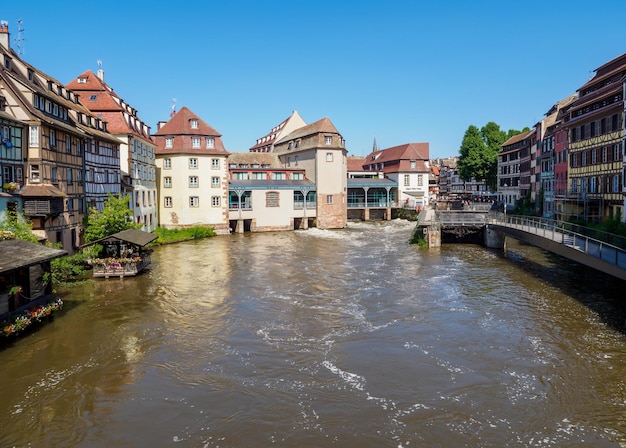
[[417, 205, 626, 281]]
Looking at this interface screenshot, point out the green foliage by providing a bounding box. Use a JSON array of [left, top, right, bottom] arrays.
[[458, 122, 524, 191], [409, 226, 428, 247], [84, 194, 140, 243], [152, 226, 216, 244], [49, 252, 89, 286], [396, 207, 418, 221], [0, 210, 38, 242]]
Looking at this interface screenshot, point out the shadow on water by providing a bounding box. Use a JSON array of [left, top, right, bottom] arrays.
[[500, 237, 626, 335]]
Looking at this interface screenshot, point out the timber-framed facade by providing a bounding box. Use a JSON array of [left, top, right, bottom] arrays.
[[563, 53, 626, 222]]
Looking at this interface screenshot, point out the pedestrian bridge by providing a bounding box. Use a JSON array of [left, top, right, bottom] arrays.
[[419, 207, 626, 281]]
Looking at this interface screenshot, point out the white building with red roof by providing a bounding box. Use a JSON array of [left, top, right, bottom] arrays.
[[361, 143, 431, 208], [153, 107, 230, 234]]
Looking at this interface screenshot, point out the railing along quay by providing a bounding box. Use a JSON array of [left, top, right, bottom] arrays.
[[492, 215, 626, 271]]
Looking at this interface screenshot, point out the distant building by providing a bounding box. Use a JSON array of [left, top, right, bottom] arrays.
[[498, 130, 534, 209], [249, 110, 307, 153]]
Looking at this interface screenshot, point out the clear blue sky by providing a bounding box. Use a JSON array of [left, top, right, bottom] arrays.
[[2, 1, 626, 159]]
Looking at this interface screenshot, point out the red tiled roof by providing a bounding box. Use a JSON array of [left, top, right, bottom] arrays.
[[275, 117, 340, 144], [154, 106, 228, 155], [347, 156, 367, 171], [361, 143, 430, 174]]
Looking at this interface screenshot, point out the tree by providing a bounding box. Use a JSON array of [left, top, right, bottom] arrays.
[[458, 122, 526, 191], [0, 210, 38, 242], [84, 194, 140, 243], [458, 125, 488, 184]]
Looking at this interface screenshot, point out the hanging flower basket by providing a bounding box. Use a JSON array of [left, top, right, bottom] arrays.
[[2, 182, 19, 193], [1, 298, 64, 337]]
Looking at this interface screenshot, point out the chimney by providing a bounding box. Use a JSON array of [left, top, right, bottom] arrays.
[[0, 21, 9, 50], [97, 69, 104, 81]]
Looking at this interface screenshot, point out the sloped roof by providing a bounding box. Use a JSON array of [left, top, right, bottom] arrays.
[[361, 143, 430, 174], [275, 117, 340, 145], [347, 156, 367, 172], [154, 106, 221, 137], [66, 70, 152, 140], [249, 110, 307, 152], [154, 106, 228, 155], [82, 228, 157, 248], [0, 239, 67, 274], [502, 129, 534, 148], [18, 184, 66, 197], [229, 179, 315, 190], [228, 151, 281, 168]]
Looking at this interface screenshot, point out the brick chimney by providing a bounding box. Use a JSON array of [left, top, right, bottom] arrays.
[[0, 21, 9, 50]]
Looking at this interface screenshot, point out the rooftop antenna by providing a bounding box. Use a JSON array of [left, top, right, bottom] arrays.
[[15, 19, 25, 56], [170, 98, 177, 117]]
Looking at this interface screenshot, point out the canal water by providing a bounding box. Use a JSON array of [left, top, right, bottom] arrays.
[[2, 220, 626, 447]]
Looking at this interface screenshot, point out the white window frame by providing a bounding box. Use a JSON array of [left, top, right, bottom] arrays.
[[192, 138, 200, 148], [165, 138, 173, 148], [326, 194, 333, 204], [164, 197, 172, 208], [326, 152, 333, 162], [190, 119, 198, 129], [211, 176, 220, 187], [211, 159, 220, 170], [211, 196, 220, 207], [189, 176, 199, 188], [206, 138, 214, 149], [189, 196, 199, 207], [164, 176, 172, 188], [189, 158, 198, 169], [325, 136, 332, 145], [404, 174, 410, 186], [164, 158, 171, 169]]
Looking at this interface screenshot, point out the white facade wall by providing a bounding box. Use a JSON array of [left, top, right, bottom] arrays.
[[157, 153, 229, 232], [389, 171, 429, 207]]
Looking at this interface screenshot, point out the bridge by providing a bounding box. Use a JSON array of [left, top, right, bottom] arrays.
[[418, 206, 626, 281]]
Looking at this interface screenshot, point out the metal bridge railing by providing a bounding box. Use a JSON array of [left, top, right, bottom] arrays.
[[492, 214, 626, 270]]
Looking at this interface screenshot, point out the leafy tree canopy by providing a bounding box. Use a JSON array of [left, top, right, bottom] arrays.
[[458, 122, 525, 191], [84, 194, 140, 243]]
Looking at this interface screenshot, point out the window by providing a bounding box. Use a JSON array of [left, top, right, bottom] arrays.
[[211, 176, 220, 187], [326, 195, 333, 204], [417, 174, 423, 186], [614, 143, 621, 161], [49, 129, 56, 148], [410, 160, 416, 169], [51, 167, 58, 184], [270, 172, 286, 180], [30, 165, 41, 183], [66, 137, 71, 153], [265, 191, 279, 207], [404, 174, 410, 186], [190, 196, 199, 207], [591, 148, 597, 164], [164, 158, 171, 169], [292, 172, 304, 180], [89, 94, 97, 101], [326, 152, 333, 162], [233, 172, 248, 180], [613, 175, 620, 193], [189, 158, 198, 169], [252, 172, 265, 180], [67, 169, 73, 185], [165, 138, 173, 148], [164, 176, 172, 188], [192, 138, 200, 148], [211, 159, 220, 169], [206, 138, 214, 149], [210, 196, 220, 207], [189, 176, 199, 188], [325, 136, 332, 145], [590, 176, 597, 193], [190, 119, 198, 129]]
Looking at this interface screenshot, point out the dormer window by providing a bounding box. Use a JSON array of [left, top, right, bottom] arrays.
[[325, 136, 332, 145], [27, 69, 34, 82], [165, 138, 173, 148], [4, 56, 11, 70], [190, 119, 198, 129], [78, 77, 87, 84], [206, 138, 214, 149], [89, 95, 97, 101]]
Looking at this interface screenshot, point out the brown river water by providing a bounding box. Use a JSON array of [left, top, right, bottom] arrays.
[[2, 220, 626, 447]]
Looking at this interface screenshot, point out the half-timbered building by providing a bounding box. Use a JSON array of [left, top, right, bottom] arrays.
[[563, 53, 626, 222]]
